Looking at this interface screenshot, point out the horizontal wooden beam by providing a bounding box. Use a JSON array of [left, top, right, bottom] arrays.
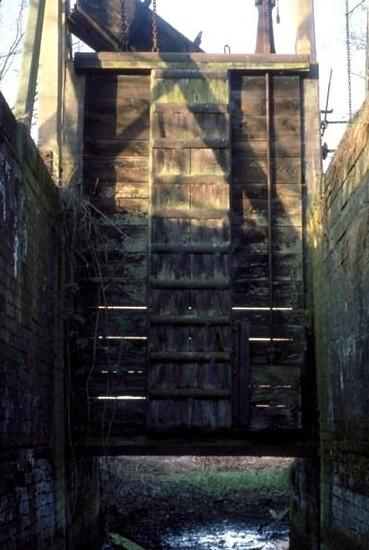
[[68, 4, 121, 52], [153, 138, 229, 149], [152, 69, 229, 80], [151, 208, 229, 219], [88, 387, 146, 397], [150, 278, 229, 289], [84, 277, 147, 284], [154, 175, 229, 186], [154, 104, 228, 114], [149, 389, 230, 400], [150, 352, 231, 363], [150, 315, 230, 326], [75, 52, 312, 73], [151, 243, 230, 254], [80, 432, 318, 457]]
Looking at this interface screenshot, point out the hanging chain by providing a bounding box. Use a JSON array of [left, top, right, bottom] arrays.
[[345, 0, 353, 119], [120, 0, 129, 51], [152, 0, 159, 52], [276, 0, 280, 24]]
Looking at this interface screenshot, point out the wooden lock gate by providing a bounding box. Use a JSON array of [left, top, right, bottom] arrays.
[[74, 52, 317, 456]]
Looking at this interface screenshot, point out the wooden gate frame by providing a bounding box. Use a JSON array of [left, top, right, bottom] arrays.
[[75, 52, 320, 457]]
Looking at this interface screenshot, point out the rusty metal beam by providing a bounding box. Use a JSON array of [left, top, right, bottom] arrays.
[[70, 0, 202, 53]]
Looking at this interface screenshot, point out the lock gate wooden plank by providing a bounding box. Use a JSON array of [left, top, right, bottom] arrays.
[[76, 53, 317, 455]]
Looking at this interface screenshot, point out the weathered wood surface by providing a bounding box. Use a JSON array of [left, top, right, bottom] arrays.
[[79, 59, 310, 441], [255, 0, 276, 54], [83, 309, 147, 337], [71, 0, 202, 53], [87, 400, 147, 436], [235, 321, 251, 427], [148, 69, 233, 430], [81, 72, 150, 405], [231, 73, 304, 430], [68, 3, 121, 52], [149, 363, 231, 389], [83, 434, 317, 457], [151, 289, 231, 316], [150, 327, 233, 353], [148, 400, 233, 431], [75, 52, 312, 72], [88, 373, 147, 397], [93, 338, 148, 371], [150, 352, 231, 363]]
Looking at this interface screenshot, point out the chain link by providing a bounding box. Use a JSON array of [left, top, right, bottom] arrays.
[[120, 0, 129, 51], [345, 0, 353, 119], [152, 0, 159, 52]]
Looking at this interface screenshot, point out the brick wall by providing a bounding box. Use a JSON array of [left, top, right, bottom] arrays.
[[290, 458, 320, 549], [0, 93, 100, 548], [310, 99, 369, 549]]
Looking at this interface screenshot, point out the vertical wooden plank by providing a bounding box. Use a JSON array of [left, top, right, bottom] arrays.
[[266, 72, 274, 338], [238, 320, 250, 428], [231, 71, 305, 431], [81, 72, 151, 437], [303, 67, 321, 431], [148, 70, 233, 431]]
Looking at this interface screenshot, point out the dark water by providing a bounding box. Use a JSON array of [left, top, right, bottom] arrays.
[[101, 457, 291, 549], [103, 520, 289, 549], [162, 520, 289, 549]]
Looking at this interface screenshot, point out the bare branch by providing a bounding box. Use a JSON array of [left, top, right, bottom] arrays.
[[346, 0, 366, 17], [0, 1, 27, 81], [0, 49, 23, 60]]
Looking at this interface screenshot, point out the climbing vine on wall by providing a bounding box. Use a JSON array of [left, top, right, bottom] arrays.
[[61, 186, 133, 451]]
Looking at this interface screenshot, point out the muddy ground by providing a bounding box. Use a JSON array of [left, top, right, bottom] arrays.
[[100, 457, 292, 549]]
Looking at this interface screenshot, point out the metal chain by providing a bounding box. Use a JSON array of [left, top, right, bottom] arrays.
[[345, 0, 353, 119], [152, 0, 159, 52], [121, 0, 129, 51]]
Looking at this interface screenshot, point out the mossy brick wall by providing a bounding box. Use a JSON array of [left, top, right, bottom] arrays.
[[311, 98, 369, 549], [290, 458, 320, 550], [0, 93, 100, 549]]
